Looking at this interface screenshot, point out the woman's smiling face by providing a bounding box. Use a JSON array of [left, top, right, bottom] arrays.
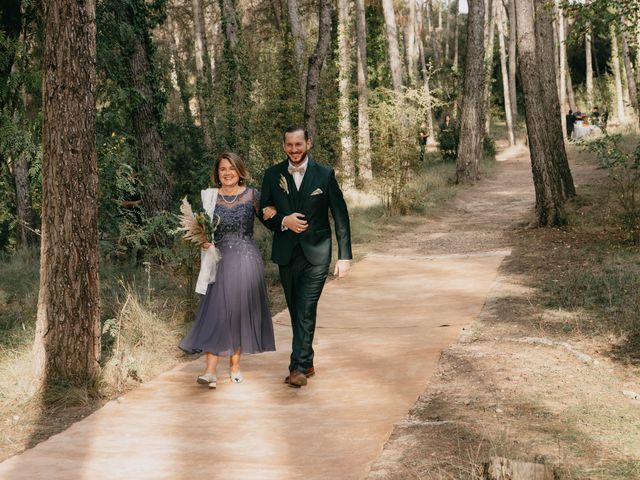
[[218, 158, 240, 187]]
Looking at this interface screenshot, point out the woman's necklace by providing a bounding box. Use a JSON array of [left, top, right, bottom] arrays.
[[220, 186, 241, 204]]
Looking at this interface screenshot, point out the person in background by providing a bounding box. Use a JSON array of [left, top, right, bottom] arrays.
[[565, 109, 576, 140]]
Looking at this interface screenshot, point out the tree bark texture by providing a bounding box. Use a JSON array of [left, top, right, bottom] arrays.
[[497, 2, 515, 146], [287, 0, 307, 98], [381, 0, 404, 91], [130, 36, 172, 214], [405, 0, 419, 86], [191, 0, 214, 148], [304, 0, 332, 141], [337, 0, 355, 187], [453, 0, 459, 69], [483, 0, 496, 133], [585, 28, 593, 109], [456, 0, 485, 184], [168, 14, 194, 125], [610, 25, 626, 122], [534, 0, 575, 198], [555, 0, 567, 119], [514, 0, 574, 227], [34, 0, 101, 386], [507, 0, 518, 121], [355, 0, 372, 180], [619, 17, 639, 120]]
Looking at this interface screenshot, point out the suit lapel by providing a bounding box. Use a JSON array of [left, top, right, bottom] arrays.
[[279, 161, 298, 210], [298, 158, 317, 207]]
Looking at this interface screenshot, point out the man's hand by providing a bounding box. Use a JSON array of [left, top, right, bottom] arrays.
[[283, 213, 308, 234], [333, 259, 351, 278], [262, 206, 277, 220]]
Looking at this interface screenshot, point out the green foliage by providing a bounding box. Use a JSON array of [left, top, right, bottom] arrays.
[[584, 135, 640, 244], [369, 87, 439, 213]]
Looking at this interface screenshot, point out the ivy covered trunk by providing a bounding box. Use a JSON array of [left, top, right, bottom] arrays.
[[355, 0, 372, 180], [34, 0, 101, 387], [130, 32, 171, 215], [456, 0, 485, 184]]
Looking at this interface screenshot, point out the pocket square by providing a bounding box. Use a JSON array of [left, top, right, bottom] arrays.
[[310, 188, 323, 196]]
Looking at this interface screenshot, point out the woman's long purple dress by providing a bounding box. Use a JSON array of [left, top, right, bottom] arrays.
[[179, 187, 275, 356]]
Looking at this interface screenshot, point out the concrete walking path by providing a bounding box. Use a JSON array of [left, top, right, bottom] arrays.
[[0, 251, 507, 479]]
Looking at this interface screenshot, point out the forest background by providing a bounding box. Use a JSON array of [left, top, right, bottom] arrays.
[[1, 0, 640, 474]]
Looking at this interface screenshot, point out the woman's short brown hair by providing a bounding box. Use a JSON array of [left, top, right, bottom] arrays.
[[211, 152, 250, 187]]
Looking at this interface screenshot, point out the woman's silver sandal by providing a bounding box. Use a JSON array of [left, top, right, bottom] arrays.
[[230, 370, 243, 383], [197, 373, 217, 389]]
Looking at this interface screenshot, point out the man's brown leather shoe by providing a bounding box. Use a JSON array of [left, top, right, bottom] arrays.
[[284, 367, 315, 385], [284, 370, 308, 387]]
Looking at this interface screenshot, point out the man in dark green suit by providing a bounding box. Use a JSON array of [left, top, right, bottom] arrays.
[[260, 125, 352, 387]]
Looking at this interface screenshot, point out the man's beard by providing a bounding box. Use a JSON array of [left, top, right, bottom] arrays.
[[287, 149, 308, 165]]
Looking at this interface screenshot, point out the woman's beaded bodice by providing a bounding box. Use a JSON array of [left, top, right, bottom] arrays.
[[213, 187, 260, 245]]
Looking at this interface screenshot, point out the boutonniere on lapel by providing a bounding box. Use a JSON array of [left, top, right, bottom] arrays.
[[279, 174, 289, 195]]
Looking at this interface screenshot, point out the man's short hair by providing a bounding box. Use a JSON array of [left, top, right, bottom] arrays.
[[284, 125, 309, 141]]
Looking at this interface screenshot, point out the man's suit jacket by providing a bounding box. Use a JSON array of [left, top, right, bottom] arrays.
[[260, 157, 352, 266]]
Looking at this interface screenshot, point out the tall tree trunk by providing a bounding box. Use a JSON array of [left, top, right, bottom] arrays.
[[497, 1, 515, 145], [168, 14, 194, 125], [535, 0, 574, 198], [35, 0, 100, 387], [610, 25, 626, 123], [585, 27, 593, 110], [507, 0, 518, 122], [444, 0, 450, 62], [304, 0, 332, 141], [381, 0, 404, 91], [456, 0, 485, 183], [427, 0, 440, 64], [287, 0, 307, 98], [337, 0, 354, 187], [453, 0, 459, 69], [483, 0, 496, 133], [130, 37, 172, 214], [191, 0, 214, 149], [555, 0, 567, 124], [514, 0, 574, 227], [619, 17, 639, 120], [405, 0, 419, 86], [355, 0, 372, 180]]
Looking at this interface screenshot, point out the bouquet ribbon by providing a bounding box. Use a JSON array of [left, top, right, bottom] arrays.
[[195, 188, 220, 295]]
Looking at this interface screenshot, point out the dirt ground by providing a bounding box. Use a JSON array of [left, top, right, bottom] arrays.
[[365, 143, 640, 479]]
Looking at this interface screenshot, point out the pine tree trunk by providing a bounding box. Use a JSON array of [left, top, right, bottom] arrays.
[[427, 0, 440, 64], [497, 2, 515, 145], [304, 0, 332, 141], [535, 0, 574, 199], [381, 0, 404, 91], [355, 0, 372, 180], [619, 18, 639, 120], [610, 25, 626, 123], [507, 0, 518, 121], [168, 15, 194, 125], [34, 0, 100, 387], [555, 0, 568, 128], [483, 0, 496, 133], [456, 0, 485, 184], [453, 0, 459, 69], [444, 0, 450, 62], [514, 0, 575, 227], [337, 0, 355, 187], [191, 0, 214, 148], [287, 0, 307, 98], [405, 0, 419, 86], [585, 27, 593, 110], [563, 16, 576, 112], [130, 36, 172, 214]]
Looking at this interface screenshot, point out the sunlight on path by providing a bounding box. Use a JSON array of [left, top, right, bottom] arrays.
[[0, 252, 507, 480]]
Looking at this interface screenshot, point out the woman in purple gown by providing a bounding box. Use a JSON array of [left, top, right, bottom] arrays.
[[179, 153, 276, 389]]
